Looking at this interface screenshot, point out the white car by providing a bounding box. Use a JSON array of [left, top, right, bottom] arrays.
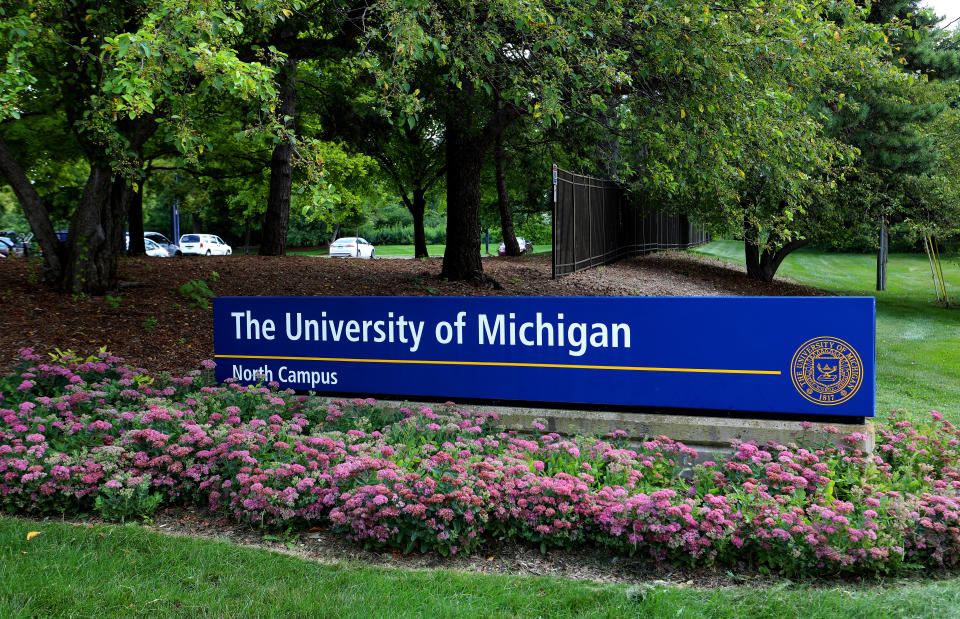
[[329, 237, 375, 258], [498, 237, 533, 256], [145, 231, 181, 256], [144, 238, 170, 257], [125, 235, 171, 257], [178, 234, 232, 256]]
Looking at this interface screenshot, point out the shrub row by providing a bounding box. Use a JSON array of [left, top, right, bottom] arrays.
[[2, 349, 959, 576], [358, 222, 447, 246]]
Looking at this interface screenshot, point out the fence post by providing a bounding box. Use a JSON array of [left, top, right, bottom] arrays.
[[572, 170, 577, 272], [552, 164, 558, 278]]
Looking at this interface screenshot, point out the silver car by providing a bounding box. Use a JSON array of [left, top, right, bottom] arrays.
[[0, 233, 30, 257], [144, 231, 181, 256]]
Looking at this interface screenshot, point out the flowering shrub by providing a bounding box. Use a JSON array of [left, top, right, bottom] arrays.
[[329, 458, 490, 555], [3, 348, 960, 575], [95, 472, 163, 522]]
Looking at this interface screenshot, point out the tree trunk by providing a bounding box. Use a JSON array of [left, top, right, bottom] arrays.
[[744, 237, 765, 280], [597, 102, 621, 180], [494, 131, 520, 256], [243, 221, 251, 254], [260, 55, 297, 256], [127, 179, 146, 256], [439, 84, 520, 284], [876, 218, 888, 291], [2, 109, 155, 294], [440, 111, 486, 284], [60, 165, 132, 294], [0, 134, 64, 282], [109, 175, 136, 256], [411, 188, 429, 259], [744, 236, 809, 283]]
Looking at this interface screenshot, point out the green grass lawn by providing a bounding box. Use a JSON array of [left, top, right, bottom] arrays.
[[693, 240, 960, 421], [288, 244, 552, 257], [5, 517, 960, 618]]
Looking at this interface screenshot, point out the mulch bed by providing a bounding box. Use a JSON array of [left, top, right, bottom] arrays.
[[0, 251, 821, 376], [1, 250, 831, 586]]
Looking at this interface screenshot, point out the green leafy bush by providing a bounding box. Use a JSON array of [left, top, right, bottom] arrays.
[[359, 222, 447, 245], [95, 474, 164, 523], [178, 271, 218, 309]]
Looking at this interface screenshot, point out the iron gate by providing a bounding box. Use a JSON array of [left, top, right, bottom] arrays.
[[552, 165, 709, 277]]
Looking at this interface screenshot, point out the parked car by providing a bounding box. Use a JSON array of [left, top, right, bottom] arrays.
[[329, 237, 376, 258], [0, 231, 33, 257], [144, 231, 181, 256], [178, 234, 232, 256], [125, 235, 171, 257], [498, 238, 533, 256], [143, 238, 171, 257]]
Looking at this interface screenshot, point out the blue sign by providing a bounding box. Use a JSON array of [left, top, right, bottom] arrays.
[[213, 297, 875, 418]]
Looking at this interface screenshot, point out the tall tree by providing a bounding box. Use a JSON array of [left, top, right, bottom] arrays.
[[845, 1, 960, 289], [259, 53, 297, 256], [364, 1, 902, 284], [363, 1, 627, 284], [608, 0, 901, 282], [311, 60, 445, 258], [0, 0, 287, 293], [253, 4, 368, 255]]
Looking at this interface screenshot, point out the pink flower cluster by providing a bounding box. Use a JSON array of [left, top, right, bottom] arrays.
[[3, 349, 960, 574]]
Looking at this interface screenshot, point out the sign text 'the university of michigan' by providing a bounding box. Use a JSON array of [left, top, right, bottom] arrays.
[[214, 296, 876, 418]]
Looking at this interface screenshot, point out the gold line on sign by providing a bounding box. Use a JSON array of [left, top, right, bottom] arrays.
[[214, 354, 781, 375]]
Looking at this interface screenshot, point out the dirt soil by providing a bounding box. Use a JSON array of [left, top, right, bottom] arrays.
[[0, 251, 822, 376], [1, 250, 832, 586]]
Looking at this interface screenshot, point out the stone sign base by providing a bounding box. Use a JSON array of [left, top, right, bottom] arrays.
[[330, 398, 875, 460]]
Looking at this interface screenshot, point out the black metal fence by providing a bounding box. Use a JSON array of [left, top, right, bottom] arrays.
[[552, 165, 710, 278]]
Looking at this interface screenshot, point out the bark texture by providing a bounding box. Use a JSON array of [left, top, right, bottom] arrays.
[[260, 55, 297, 256], [60, 165, 119, 294], [744, 236, 809, 282], [494, 131, 520, 256], [441, 98, 485, 284], [127, 179, 146, 256], [59, 116, 157, 294], [409, 188, 429, 259], [877, 219, 888, 291], [0, 134, 64, 281]]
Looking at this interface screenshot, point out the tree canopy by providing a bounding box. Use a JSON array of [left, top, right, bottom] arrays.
[[1, 0, 958, 289]]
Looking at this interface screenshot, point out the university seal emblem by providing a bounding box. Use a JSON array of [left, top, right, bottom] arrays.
[[791, 337, 863, 406]]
